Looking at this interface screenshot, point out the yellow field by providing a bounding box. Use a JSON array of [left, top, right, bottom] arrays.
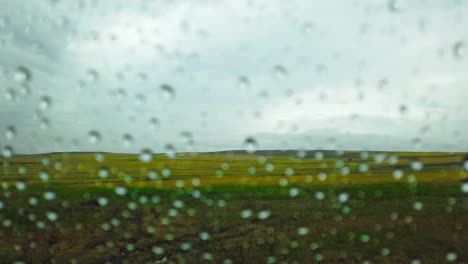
[[1, 151, 466, 189]]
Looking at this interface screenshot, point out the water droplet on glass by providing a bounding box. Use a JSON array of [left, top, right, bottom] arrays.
[[39, 171, 49, 181], [257, 210, 271, 220], [122, 133, 133, 147], [86, 69, 99, 83], [13, 66, 32, 83], [240, 209, 253, 219], [160, 84, 175, 101], [393, 169, 403, 180], [272, 65, 288, 79], [165, 144, 176, 159], [88, 130, 101, 144], [199, 232, 210, 241], [43, 191, 56, 200], [139, 149, 153, 163], [289, 188, 299, 197], [388, 0, 404, 13], [39, 96, 52, 110], [461, 182, 468, 193], [5, 126, 15, 140], [98, 167, 109, 179], [399, 104, 407, 114], [453, 41, 465, 59], [243, 137, 258, 153], [446, 252, 457, 262], [115, 186, 127, 196], [413, 201, 423, 211], [338, 193, 349, 203], [411, 160, 423, 171], [149, 117, 160, 129], [297, 227, 309, 236], [302, 22, 314, 35], [46, 211, 58, 222], [1, 145, 13, 158], [237, 76, 250, 88], [97, 197, 108, 206]]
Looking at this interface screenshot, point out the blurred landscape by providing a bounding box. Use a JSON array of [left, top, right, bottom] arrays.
[[0, 150, 467, 263]]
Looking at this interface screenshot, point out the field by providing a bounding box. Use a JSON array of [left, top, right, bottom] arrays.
[[0, 150, 467, 263]]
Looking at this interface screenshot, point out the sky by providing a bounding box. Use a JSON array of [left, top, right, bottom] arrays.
[[0, 0, 468, 154]]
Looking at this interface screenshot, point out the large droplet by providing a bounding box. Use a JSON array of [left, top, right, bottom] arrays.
[[139, 148, 153, 163], [160, 84, 175, 101], [243, 137, 258, 153], [13, 66, 32, 83]]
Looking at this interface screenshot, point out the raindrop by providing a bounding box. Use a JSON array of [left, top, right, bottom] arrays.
[[180, 131, 193, 145], [461, 182, 468, 193], [98, 167, 109, 179], [39, 171, 49, 181], [257, 210, 271, 220], [272, 65, 288, 79], [446, 252, 457, 262], [399, 104, 407, 114], [139, 149, 153, 163], [122, 133, 133, 147], [43, 191, 56, 200], [243, 137, 258, 153], [165, 144, 176, 158], [411, 160, 423, 171], [39, 96, 52, 110], [46, 211, 58, 222], [388, 0, 404, 13], [1, 145, 13, 158], [149, 117, 160, 129], [152, 246, 165, 255], [302, 22, 314, 34], [265, 163, 274, 172], [297, 227, 309, 236], [199, 232, 210, 241], [115, 186, 127, 196], [88, 130, 101, 144], [240, 209, 253, 219], [338, 193, 349, 203], [453, 41, 465, 59], [5, 126, 15, 140], [393, 169, 403, 180], [40, 117, 50, 130], [160, 84, 175, 101], [413, 201, 423, 211], [86, 69, 99, 83], [237, 76, 250, 88], [97, 197, 108, 206], [315, 191, 325, 200], [289, 188, 299, 197], [13, 66, 32, 83]]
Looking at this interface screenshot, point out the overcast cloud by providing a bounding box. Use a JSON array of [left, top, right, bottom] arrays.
[[0, 0, 467, 154]]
